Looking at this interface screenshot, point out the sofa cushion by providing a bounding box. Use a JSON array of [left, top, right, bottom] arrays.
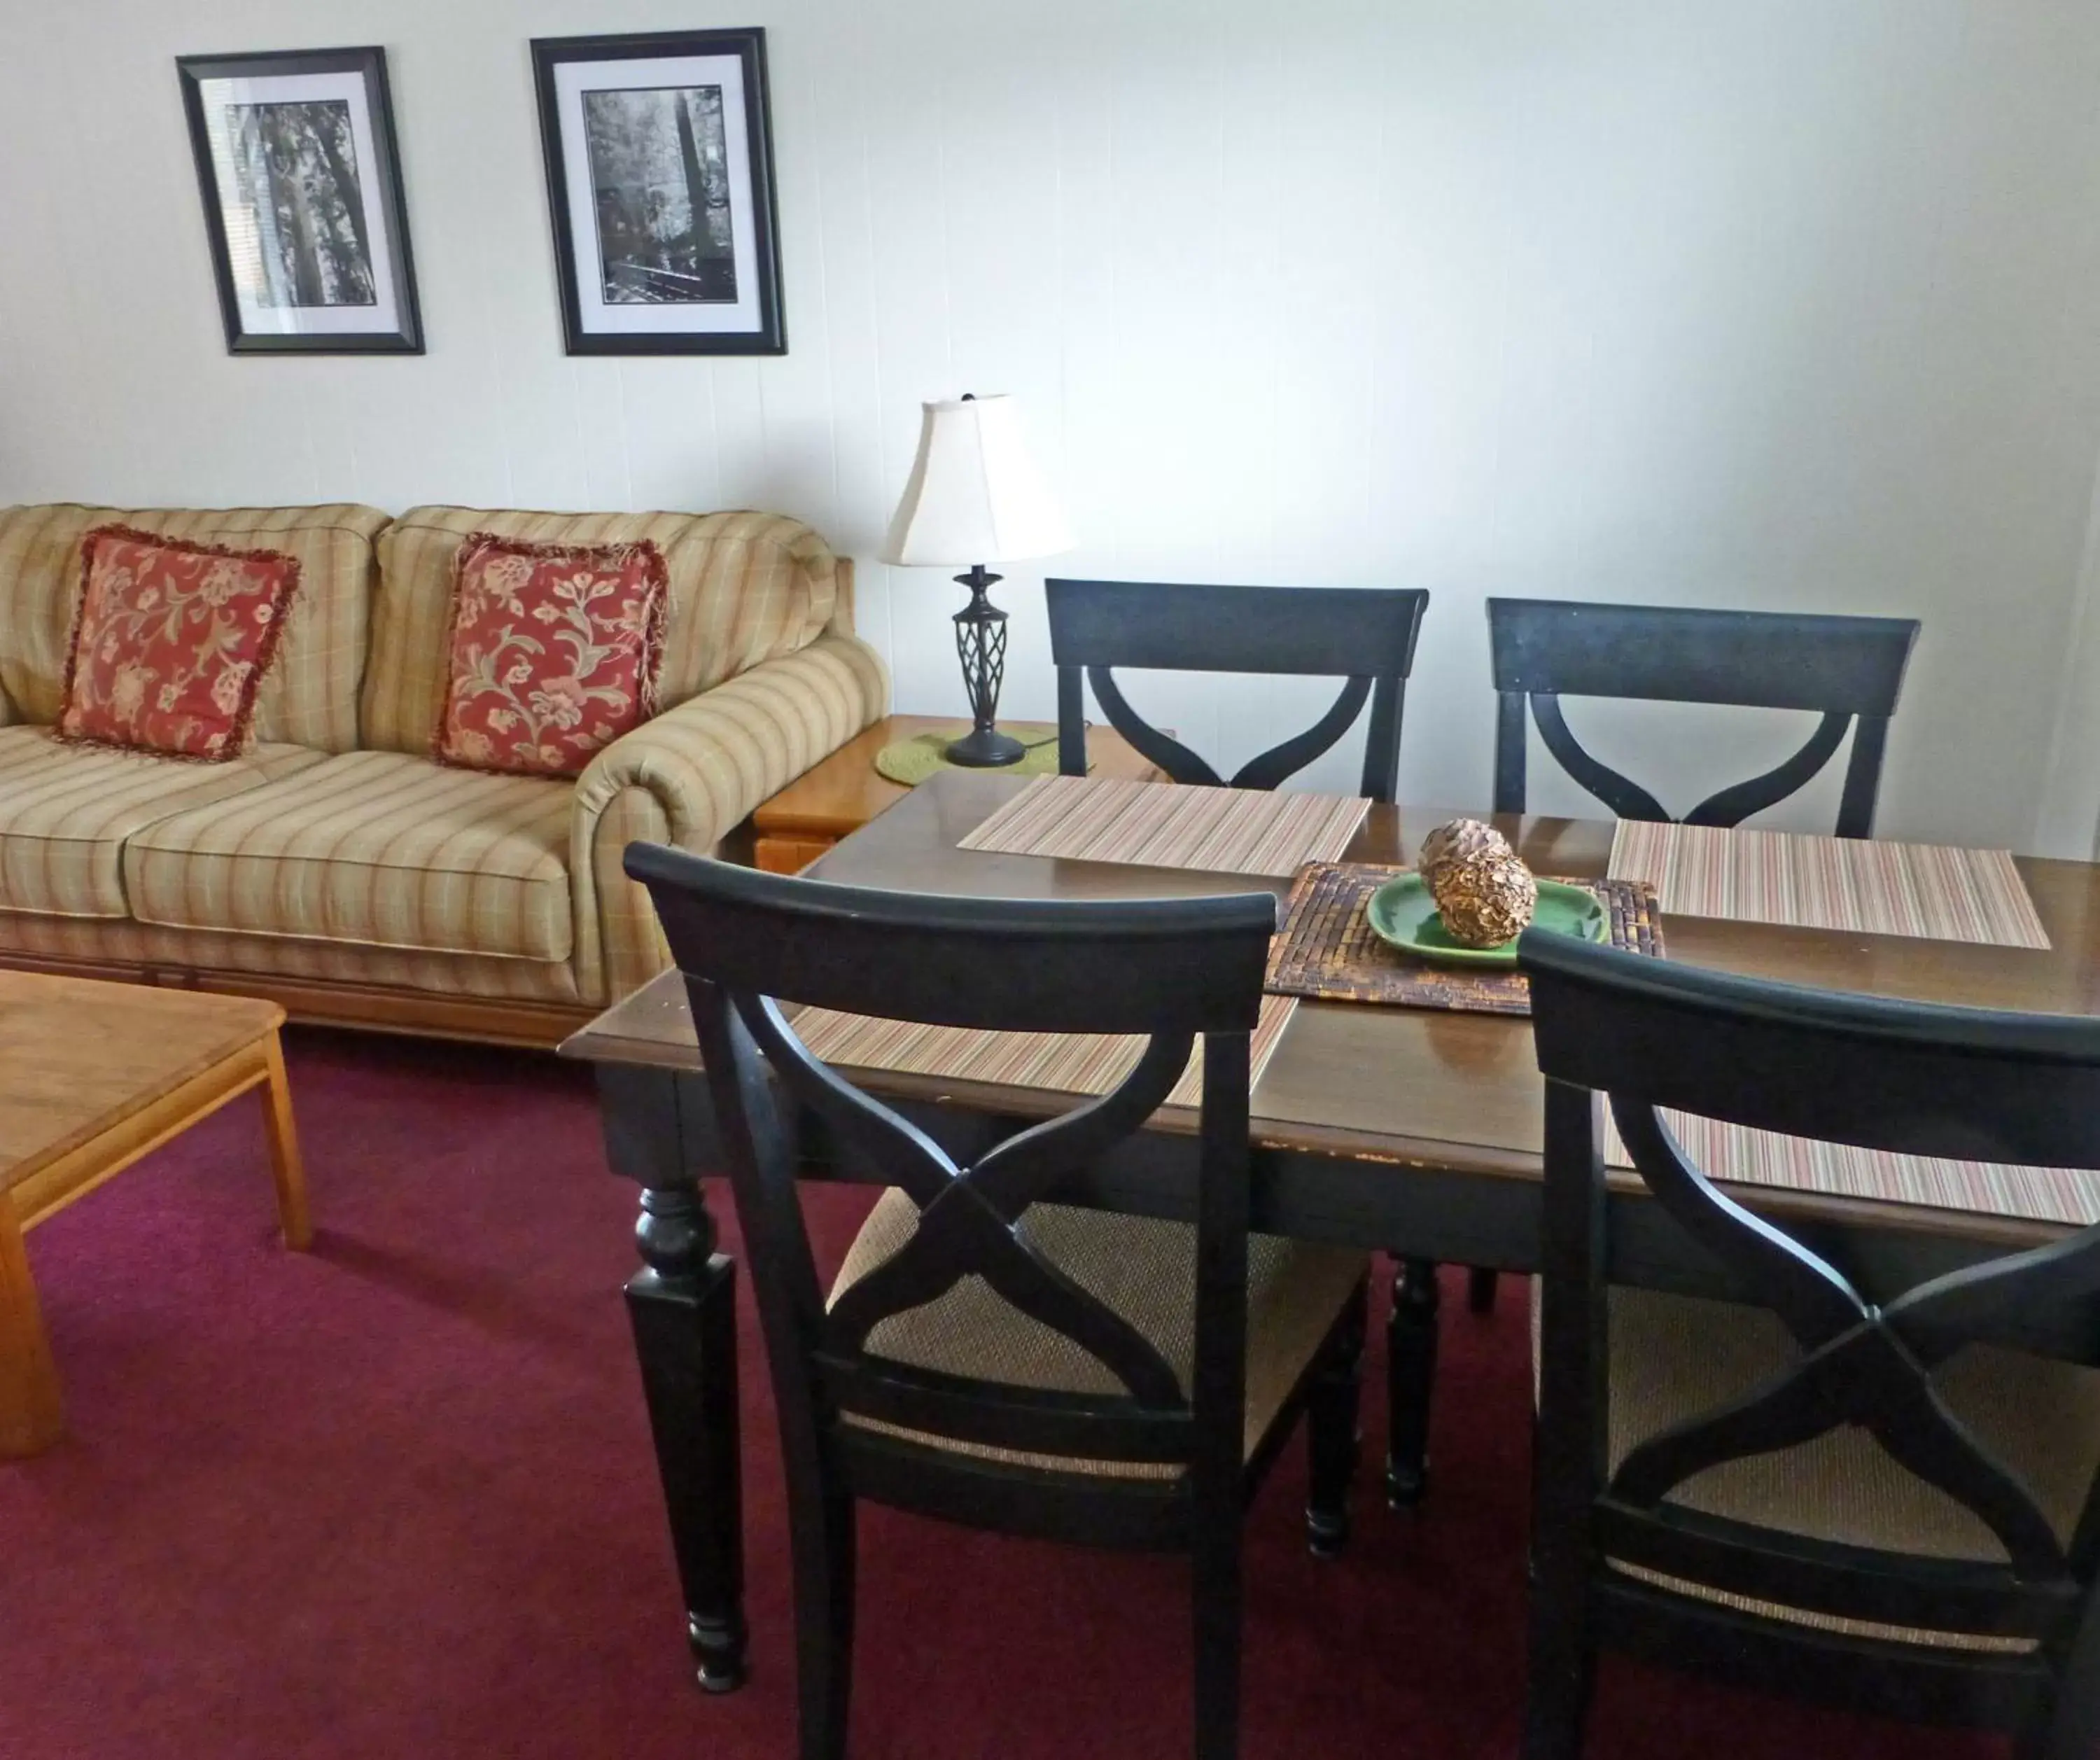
[[435, 533, 668, 778], [0, 726, 324, 919], [0, 503, 387, 753], [59, 525, 300, 760], [123, 750, 575, 963], [366, 507, 843, 753]]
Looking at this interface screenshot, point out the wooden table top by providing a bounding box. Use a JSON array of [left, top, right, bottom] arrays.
[[750, 715, 1160, 841], [0, 972, 283, 1192], [568, 772, 2100, 1232]]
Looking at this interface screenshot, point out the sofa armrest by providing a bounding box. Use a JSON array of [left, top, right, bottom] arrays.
[[569, 629, 888, 1001]]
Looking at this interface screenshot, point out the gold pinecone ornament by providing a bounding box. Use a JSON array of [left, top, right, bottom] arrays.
[[1432, 846, 1539, 948], [1417, 817, 1512, 895]]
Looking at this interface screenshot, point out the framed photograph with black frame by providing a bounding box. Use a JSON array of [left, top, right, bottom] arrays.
[[176, 46, 422, 355], [531, 28, 785, 356]]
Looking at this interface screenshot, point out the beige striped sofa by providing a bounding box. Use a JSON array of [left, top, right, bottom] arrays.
[[0, 503, 888, 1045]]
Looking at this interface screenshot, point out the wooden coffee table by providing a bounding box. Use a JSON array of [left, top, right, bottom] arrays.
[[0, 972, 311, 1457], [749, 714, 1161, 874]]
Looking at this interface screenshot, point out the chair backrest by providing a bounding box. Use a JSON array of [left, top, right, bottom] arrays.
[[1520, 928, 2100, 1673], [1488, 599, 1919, 836], [1045, 578, 1430, 802], [626, 843, 1278, 1509]]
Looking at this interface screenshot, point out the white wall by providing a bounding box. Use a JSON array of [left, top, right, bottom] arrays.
[[4, 0, 2100, 849]]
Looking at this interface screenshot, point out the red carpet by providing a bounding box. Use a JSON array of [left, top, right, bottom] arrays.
[[1, 1031, 2003, 1759]]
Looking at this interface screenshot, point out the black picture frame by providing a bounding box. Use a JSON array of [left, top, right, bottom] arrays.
[[531, 28, 786, 356], [176, 46, 423, 356]]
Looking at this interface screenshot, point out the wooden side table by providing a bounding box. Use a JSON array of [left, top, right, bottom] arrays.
[[750, 715, 1161, 874]]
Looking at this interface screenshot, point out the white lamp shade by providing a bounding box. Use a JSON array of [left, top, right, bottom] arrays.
[[881, 394, 1074, 567]]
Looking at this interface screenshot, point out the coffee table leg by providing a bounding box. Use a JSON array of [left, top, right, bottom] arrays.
[[0, 1201, 64, 1458], [260, 1030, 313, 1251]]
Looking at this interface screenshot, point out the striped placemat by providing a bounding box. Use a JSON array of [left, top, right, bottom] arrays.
[[1608, 820, 2049, 950], [790, 993, 1299, 1112], [1602, 1108, 2100, 1228], [957, 775, 1371, 879]]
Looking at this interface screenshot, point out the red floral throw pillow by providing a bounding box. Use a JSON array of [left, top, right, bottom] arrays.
[[433, 533, 669, 779], [58, 525, 300, 761]]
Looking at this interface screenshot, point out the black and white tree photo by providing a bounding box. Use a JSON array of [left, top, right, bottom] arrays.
[[228, 99, 375, 307], [178, 47, 422, 353], [582, 86, 736, 305], [533, 29, 784, 354]]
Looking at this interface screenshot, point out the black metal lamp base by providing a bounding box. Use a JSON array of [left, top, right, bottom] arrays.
[[946, 563, 1028, 768], [942, 725, 1028, 767]]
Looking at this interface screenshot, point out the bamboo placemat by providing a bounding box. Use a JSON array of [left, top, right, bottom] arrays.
[[957, 775, 1370, 879], [1264, 864, 1664, 1015], [790, 993, 1300, 1112], [1602, 1108, 2100, 1229], [1609, 820, 2049, 950]]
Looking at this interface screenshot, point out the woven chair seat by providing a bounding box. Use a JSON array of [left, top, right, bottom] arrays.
[[830, 1189, 1366, 1479], [1541, 1284, 2100, 1652]]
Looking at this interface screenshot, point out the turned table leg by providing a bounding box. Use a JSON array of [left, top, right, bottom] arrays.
[[0, 1199, 63, 1458], [626, 1180, 747, 1692], [1385, 1255, 1441, 1508], [1306, 1279, 1368, 1558], [599, 1066, 749, 1693]]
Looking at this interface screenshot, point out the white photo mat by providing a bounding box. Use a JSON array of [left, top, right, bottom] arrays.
[[195, 69, 402, 337], [550, 53, 766, 339]]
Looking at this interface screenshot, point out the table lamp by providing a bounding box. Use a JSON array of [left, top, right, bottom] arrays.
[[881, 393, 1073, 766]]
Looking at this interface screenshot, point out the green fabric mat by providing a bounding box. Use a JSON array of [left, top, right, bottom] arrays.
[[874, 724, 1068, 785]]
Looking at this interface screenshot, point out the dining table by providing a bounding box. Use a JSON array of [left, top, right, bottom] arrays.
[[559, 767, 2100, 1693]]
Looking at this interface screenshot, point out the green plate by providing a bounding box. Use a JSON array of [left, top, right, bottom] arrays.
[[1364, 874, 1606, 967]]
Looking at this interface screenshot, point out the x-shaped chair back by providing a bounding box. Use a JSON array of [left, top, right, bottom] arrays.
[[1522, 928, 2100, 1724], [1046, 578, 1429, 803], [626, 844, 1278, 1486], [1488, 599, 1919, 837]]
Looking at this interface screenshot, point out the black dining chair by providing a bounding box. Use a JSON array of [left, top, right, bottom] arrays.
[[1464, 599, 1921, 1318], [1519, 929, 2100, 1760], [1045, 575, 1434, 1514], [626, 845, 1371, 1760], [1045, 578, 1430, 802], [1488, 598, 1919, 837]]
